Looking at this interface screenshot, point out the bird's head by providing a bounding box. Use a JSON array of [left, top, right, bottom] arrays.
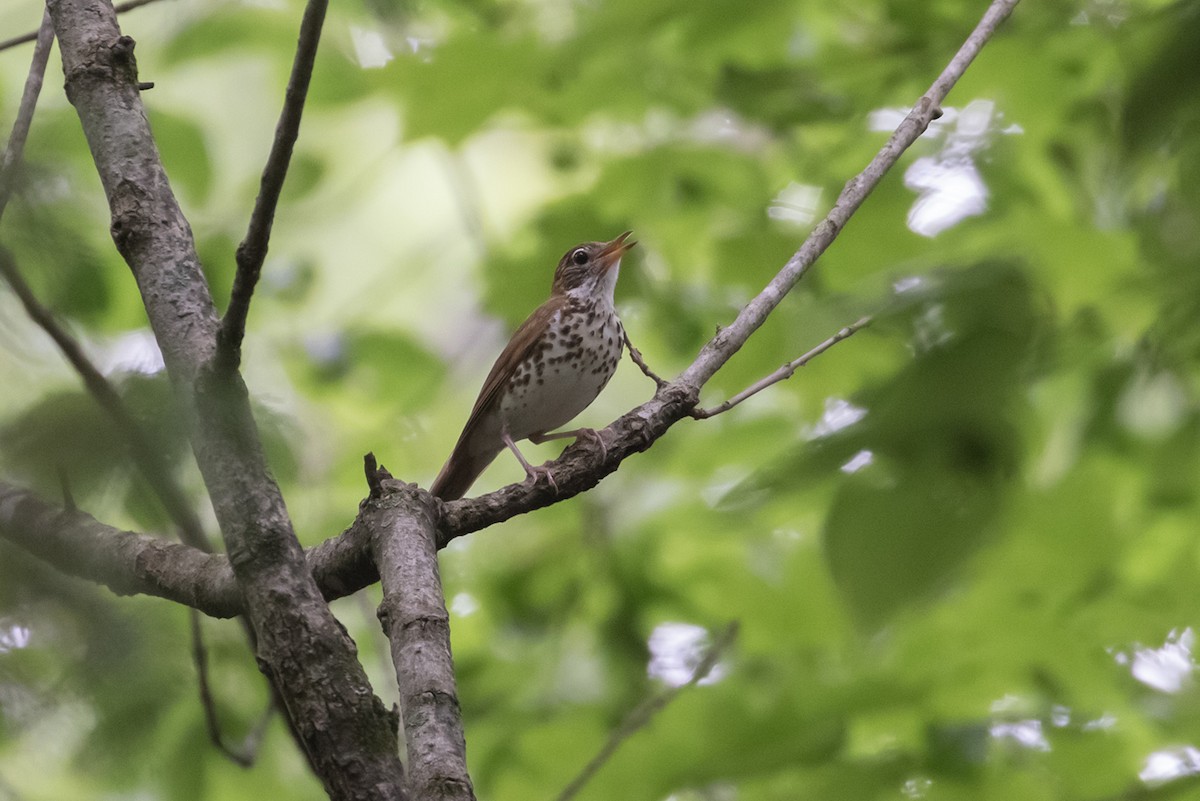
[[551, 230, 636, 302]]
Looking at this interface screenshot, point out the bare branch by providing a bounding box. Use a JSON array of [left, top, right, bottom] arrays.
[[0, 481, 238, 610], [554, 622, 739, 801], [440, 0, 1020, 530], [3, 0, 1020, 686], [0, 249, 213, 549], [219, 0, 329, 367], [191, 610, 275, 767], [0, 9, 53, 222], [47, 0, 407, 792], [366, 468, 474, 801], [0, 479, 383, 619], [676, 0, 1020, 392], [624, 330, 667, 389], [0, 0, 166, 53], [691, 316, 873, 419]]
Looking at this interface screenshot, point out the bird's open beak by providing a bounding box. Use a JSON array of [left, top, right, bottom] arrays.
[[597, 230, 636, 271]]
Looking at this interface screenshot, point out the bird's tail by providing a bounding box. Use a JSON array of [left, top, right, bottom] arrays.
[[429, 438, 503, 501]]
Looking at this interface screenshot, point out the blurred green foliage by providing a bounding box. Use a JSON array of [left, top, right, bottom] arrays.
[[2, 0, 1200, 799]]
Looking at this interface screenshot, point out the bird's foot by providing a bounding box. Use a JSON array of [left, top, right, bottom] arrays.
[[523, 463, 559, 494], [572, 427, 607, 462], [530, 426, 607, 462]]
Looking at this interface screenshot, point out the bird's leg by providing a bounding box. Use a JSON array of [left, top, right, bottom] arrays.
[[502, 430, 558, 494], [528, 427, 607, 462]]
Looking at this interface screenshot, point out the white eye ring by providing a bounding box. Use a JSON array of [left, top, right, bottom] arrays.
[[571, 249, 588, 265]]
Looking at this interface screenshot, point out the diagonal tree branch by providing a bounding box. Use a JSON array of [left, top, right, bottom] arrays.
[[190, 609, 276, 767], [554, 622, 739, 801], [3, 0, 1021, 683], [45, 0, 408, 796], [0, 0, 168, 53], [0, 249, 212, 550], [676, 0, 1019, 392], [0, 9, 54, 223], [691, 316, 873, 419], [218, 0, 328, 367]]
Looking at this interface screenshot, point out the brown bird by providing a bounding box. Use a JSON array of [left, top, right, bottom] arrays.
[[430, 232, 636, 500]]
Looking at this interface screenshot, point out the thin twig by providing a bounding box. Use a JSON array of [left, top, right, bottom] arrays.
[[691, 316, 872, 419], [218, 0, 328, 367], [0, 249, 212, 551], [190, 610, 275, 768], [554, 622, 739, 801], [677, 0, 1020, 393], [0, 0, 164, 53], [624, 330, 667, 389], [0, 10, 53, 224]]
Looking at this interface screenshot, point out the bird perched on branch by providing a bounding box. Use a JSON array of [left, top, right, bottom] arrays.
[[430, 232, 636, 500]]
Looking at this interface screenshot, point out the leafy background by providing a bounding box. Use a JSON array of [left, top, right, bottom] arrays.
[[2, 0, 1200, 799]]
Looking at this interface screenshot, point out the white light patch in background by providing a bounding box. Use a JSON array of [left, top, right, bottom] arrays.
[[806, 397, 867, 439], [1128, 628, 1196, 694], [0, 622, 31, 653], [351, 26, 394, 69], [841, 449, 874, 474], [1141, 746, 1200, 785], [450, 593, 479, 617], [768, 181, 823, 226], [100, 329, 165, 375], [647, 623, 727, 688], [870, 100, 1022, 238]]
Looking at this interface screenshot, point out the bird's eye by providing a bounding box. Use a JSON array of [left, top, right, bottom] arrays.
[[571, 249, 588, 266]]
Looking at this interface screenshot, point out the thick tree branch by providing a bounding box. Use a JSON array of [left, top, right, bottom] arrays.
[[219, 0, 328, 367], [0, 480, 380, 618], [365, 462, 475, 801], [46, 0, 407, 795], [0, 481, 236, 609], [4, 0, 1020, 651]]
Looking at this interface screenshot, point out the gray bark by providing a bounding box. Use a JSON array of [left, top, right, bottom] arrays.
[[44, 0, 408, 796]]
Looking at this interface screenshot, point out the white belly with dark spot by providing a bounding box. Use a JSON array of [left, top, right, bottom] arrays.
[[500, 303, 623, 440]]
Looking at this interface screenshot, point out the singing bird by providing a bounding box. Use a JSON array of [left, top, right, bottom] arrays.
[[430, 232, 636, 500]]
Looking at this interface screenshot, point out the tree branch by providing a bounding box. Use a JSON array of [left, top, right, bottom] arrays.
[[364, 460, 475, 801], [46, 0, 407, 795], [0, 9, 54, 223], [554, 622, 739, 801], [623, 330, 667, 389], [219, 0, 327, 367], [676, 0, 1019, 392], [3, 0, 1020, 678], [690, 316, 872, 419], [0, 0, 167, 53], [0, 249, 213, 550], [191, 609, 275, 767], [0, 479, 382, 618]]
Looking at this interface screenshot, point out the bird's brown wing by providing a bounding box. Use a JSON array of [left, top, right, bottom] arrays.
[[430, 296, 565, 500]]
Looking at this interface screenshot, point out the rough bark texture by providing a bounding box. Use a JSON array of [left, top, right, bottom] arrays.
[[0, 480, 381, 618], [45, 0, 408, 796], [1, 1, 1021, 795], [368, 481, 475, 801]]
